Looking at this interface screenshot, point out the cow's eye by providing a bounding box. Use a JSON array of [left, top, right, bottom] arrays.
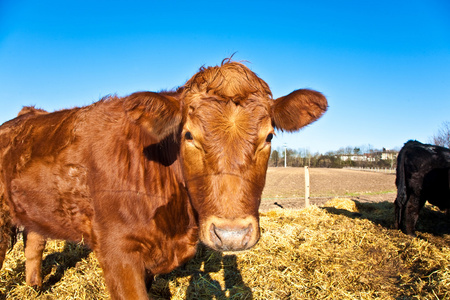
[[185, 131, 194, 141], [266, 133, 273, 143]]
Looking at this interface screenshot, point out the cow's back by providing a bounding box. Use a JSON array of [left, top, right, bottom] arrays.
[[1, 108, 79, 165], [0, 107, 94, 242]]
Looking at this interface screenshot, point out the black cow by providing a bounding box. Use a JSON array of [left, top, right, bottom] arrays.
[[394, 140, 450, 235]]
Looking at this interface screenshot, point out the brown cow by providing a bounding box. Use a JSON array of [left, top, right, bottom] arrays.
[[0, 60, 327, 299]]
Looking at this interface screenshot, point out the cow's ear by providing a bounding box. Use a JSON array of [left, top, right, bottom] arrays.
[[124, 92, 182, 140], [271, 89, 328, 132]]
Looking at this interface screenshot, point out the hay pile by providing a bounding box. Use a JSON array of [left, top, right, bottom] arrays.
[[1, 199, 449, 299], [0, 240, 108, 299]]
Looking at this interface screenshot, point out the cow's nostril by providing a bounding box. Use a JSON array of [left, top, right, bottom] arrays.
[[241, 224, 252, 247], [210, 223, 223, 248]]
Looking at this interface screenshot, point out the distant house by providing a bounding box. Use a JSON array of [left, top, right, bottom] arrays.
[[368, 148, 398, 161], [380, 150, 398, 160], [338, 149, 398, 162], [339, 154, 369, 162]]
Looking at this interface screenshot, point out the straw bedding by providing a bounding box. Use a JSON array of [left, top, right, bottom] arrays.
[[1, 198, 449, 299]]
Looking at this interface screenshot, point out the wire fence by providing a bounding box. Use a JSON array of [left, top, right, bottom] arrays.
[[344, 167, 396, 174]]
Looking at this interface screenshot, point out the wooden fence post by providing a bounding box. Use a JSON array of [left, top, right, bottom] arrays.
[[305, 166, 310, 207]]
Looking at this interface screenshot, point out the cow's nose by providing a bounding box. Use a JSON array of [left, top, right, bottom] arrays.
[[209, 223, 253, 251]]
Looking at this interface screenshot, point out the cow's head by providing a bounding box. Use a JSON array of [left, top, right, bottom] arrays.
[[125, 60, 327, 251]]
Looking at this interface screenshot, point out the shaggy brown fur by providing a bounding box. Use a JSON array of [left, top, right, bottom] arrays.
[[0, 60, 327, 299]]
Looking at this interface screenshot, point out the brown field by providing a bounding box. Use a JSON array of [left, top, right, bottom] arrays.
[[263, 167, 396, 198], [261, 167, 397, 211]]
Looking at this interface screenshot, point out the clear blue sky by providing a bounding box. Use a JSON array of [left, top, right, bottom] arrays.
[[1, 0, 449, 154]]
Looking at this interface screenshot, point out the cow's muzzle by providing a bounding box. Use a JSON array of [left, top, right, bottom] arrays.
[[201, 216, 260, 251]]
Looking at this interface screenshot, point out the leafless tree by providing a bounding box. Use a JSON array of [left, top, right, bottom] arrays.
[[270, 150, 280, 167], [431, 121, 450, 148]]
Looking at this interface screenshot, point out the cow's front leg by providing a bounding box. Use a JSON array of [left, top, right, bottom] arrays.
[[24, 230, 46, 288], [404, 195, 420, 236], [97, 249, 149, 300], [393, 198, 402, 230]]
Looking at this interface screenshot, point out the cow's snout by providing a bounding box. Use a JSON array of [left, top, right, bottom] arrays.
[[201, 216, 260, 251], [210, 223, 252, 251]]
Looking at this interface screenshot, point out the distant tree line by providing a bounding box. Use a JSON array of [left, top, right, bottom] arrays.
[[269, 121, 450, 169], [268, 146, 398, 169]]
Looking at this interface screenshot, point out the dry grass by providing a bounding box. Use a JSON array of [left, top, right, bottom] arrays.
[[0, 240, 108, 299], [1, 198, 449, 299]]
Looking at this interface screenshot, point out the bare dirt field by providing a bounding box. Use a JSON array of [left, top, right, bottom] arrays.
[[261, 167, 397, 211]]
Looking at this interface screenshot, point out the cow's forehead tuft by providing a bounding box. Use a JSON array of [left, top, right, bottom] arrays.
[[183, 61, 272, 105]]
